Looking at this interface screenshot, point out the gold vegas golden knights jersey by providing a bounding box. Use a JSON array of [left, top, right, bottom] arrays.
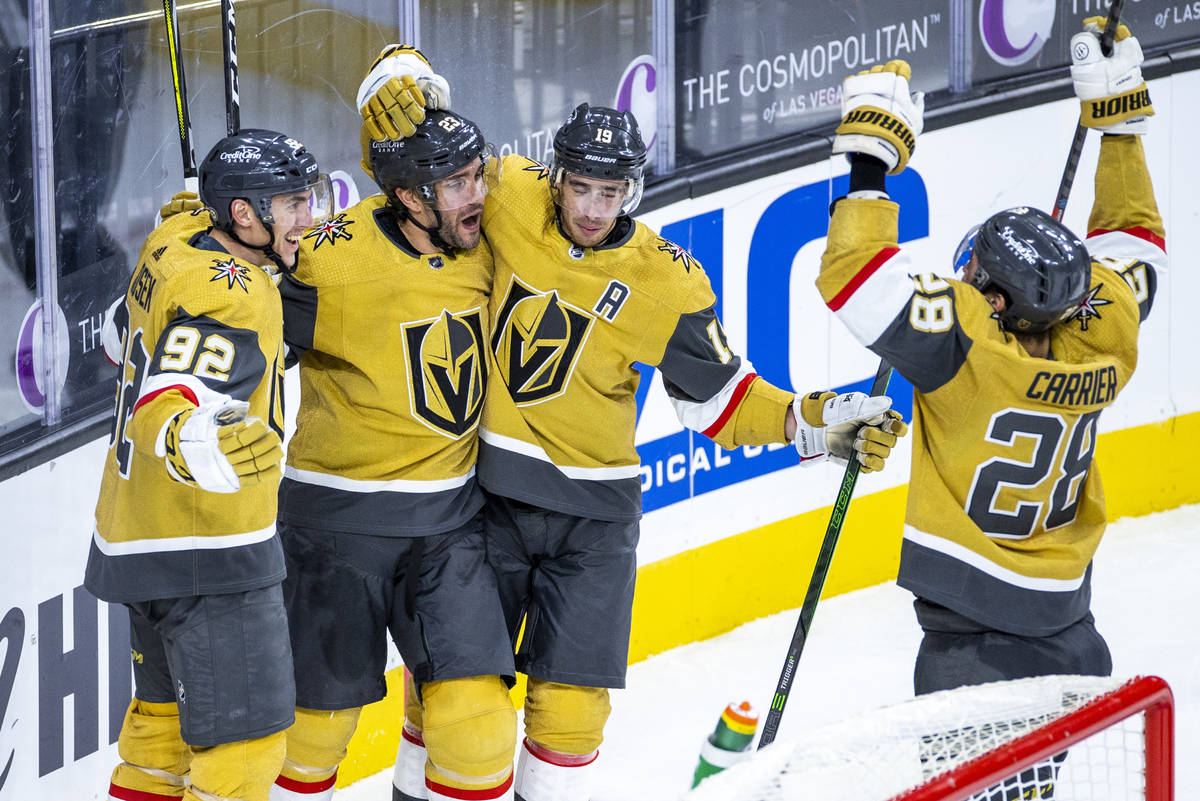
[[85, 210, 287, 603], [276, 194, 492, 536], [817, 135, 1165, 636], [478, 155, 794, 522]]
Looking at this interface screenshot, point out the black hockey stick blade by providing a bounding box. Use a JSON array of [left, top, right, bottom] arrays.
[[1051, 0, 1126, 222], [758, 358, 894, 749], [162, 0, 197, 191]]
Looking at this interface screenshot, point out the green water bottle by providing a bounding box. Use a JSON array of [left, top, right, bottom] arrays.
[[691, 700, 760, 788]]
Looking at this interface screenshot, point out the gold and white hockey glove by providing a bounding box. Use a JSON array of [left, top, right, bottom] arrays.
[[793, 391, 908, 473], [158, 399, 283, 493], [357, 45, 452, 175], [832, 60, 924, 175], [1071, 18, 1153, 135]]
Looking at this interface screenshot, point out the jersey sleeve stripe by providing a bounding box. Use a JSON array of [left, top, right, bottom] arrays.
[[666, 359, 756, 435], [137, 372, 236, 411], [1086, 225, 1165, 254], [1084, 230, 1168, 268], [700, 372, 758, 439], [132, 383, 198, 415], [827, 245, 899, 311], [828, 248, 917, 348]]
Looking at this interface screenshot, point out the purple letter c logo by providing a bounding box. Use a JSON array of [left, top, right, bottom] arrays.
[[979, 0, 1056, 67]]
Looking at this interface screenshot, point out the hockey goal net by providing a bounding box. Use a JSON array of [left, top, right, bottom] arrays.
[[685, 675, 1173, 801]]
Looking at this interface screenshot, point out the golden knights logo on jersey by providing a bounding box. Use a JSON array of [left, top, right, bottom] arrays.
[[402, 308, 487, 437], [491, 276, 593, 405]]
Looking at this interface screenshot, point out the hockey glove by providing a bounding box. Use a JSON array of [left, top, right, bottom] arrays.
[[793, 391, 908, 473], [159, 399, 283, 493], [156, 191, 204, 224], [357, 45, 452, 176], [832, 60, 924, 175], [1071, 17, 1153, 134]]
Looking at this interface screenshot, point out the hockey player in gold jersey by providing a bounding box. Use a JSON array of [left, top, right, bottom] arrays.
[[360, 53, 909, 800], [267, 109, 518, 801], [86, 130, 333, 801], [817, 22, 1164, 701]]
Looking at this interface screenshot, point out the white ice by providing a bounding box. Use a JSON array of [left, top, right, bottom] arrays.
[[340, 503, 1200, 800]]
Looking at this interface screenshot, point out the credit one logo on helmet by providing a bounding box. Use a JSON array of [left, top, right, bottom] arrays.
[[614, 54, 657, 155], [979, 0, 1055, 66], [219, 145, 262, 163]]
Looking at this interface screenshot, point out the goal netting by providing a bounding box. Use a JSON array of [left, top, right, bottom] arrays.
[[685, 675, 1173, 801]]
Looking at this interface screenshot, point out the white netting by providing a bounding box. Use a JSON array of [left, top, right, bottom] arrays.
[[684, 675, 1157, 801]]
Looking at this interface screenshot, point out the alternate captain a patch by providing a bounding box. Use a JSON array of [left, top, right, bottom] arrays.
[[491, 275, 593, 405], [401, 308, 487, 437]]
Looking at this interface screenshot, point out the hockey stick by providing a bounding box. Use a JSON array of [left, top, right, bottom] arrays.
[[1050, 0, 1125, 222], [758, 358, 894, 749], [220, 0, 241, 135], [162, 0, 197, 193]]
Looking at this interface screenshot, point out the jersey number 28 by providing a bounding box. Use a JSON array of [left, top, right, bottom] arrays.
[[965, 408, 1103, 539]]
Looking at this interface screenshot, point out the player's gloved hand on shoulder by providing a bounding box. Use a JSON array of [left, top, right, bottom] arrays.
[[1071, 17, 1153, 134], [793, 391, 908, 473], [832, 59, 924, 175], [159, 399, 283, 493], [156, 190, 204, 223]]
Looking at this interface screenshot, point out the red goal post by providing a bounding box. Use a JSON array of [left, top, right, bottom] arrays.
[[891, 675, 1174, 801], [685, 675, 1175, 801]]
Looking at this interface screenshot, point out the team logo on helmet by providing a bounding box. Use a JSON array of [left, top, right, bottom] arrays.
[[402, 309, 487, 437], [209, 258, 251, 292], [491, 277, 593, 405], [1068, 284, 1111, 331], [303, 213, 354, 250]]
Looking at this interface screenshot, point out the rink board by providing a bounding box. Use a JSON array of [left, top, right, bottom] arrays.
[[0, 71, 1196, 794]]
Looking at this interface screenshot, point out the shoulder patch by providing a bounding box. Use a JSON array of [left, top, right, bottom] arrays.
[[303, 213, 355, 249], [521, 160, 551, 181], [655, 237, 696, 273], [1068, 284, 1112, 332], [209, 258, 252, 292]]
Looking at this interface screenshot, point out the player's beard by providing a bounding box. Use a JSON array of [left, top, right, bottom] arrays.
[[439, 204, 485, 251]]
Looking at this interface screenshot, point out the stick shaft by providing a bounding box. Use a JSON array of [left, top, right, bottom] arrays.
[[758, 359, 893, 749], [220, 0, 240, 135], [162, 0, 196, 189], [1050, 0, 1126, 222]]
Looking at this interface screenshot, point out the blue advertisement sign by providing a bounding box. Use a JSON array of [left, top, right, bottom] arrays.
[[636, 169, 930, 513]]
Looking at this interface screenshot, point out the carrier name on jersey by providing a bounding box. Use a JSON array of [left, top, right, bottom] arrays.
[[401, 308, 487, 437], [491, 275, 594, 406], [1026, 365, 1119, 407]]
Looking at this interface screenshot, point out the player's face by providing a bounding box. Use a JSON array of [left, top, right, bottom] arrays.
[[432, 159, 487, 250], [558, 173, 625, 247], [267, 189, 315, 268]]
